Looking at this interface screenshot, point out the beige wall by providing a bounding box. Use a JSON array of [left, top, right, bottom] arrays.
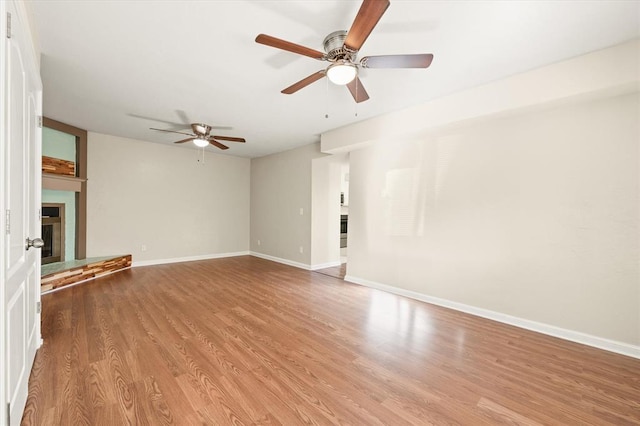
[[250, 143, 326, 267], [347, 93, 639, 345], [87, 132, 250, 263]]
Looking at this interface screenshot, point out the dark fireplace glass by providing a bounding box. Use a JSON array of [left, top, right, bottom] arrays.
[[41, 205, 62, 264], [42, 206, 60, 217], [42, 224, 54, 258]]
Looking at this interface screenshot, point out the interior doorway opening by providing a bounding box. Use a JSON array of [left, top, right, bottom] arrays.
[[311, 152, 349, 279]]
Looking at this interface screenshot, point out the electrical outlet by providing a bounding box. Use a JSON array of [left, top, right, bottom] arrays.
[[257, 239, 261, 246], [299, 246, 304, 254], [299, 208, 304, 215], [141, 244, 147, 252]]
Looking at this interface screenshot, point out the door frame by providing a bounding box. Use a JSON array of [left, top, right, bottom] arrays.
[[0, 1, 7, 422]]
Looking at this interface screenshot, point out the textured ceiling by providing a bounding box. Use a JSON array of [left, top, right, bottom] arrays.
[[29, 0, 639, 158]]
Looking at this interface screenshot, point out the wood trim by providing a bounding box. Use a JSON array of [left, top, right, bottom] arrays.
[[76, 123, 87, 259], [75, 187, 87, 259], [42, 117, 87, 259], [42, 117, 87, 142]]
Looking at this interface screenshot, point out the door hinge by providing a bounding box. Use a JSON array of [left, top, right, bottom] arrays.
[[5, 210, 10, 234], [36, 301, 41, 314], [39, 208, 42, 221], [38, 116, 43, 128], [6, 12, 11, 39]]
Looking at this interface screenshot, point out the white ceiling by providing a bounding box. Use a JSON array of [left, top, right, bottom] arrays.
[[29, 1, 639, 158]]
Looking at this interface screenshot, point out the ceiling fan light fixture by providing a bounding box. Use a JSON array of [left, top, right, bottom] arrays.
[[326, 62, 357, 85], [193, 137, 209, 147]]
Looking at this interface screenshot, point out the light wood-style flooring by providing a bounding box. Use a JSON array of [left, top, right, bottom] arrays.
[[313, 263, 346, 280], [23, 256, 640, 425]]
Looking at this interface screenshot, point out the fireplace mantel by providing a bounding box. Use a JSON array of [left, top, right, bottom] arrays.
[[42, 173, 87, 192]]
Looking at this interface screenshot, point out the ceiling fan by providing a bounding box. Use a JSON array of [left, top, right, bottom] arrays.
[[150, 123, 246, 150], [255, 0, 434, 103]]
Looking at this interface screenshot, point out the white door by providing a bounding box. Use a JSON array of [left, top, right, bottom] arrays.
[[1, 1, 43, 424]]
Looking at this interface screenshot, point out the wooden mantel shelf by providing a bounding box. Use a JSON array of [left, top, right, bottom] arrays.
[[42, 173, 87, 192]]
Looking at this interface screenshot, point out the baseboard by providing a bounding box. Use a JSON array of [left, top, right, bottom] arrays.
[[344, 274, 640, 360], [250, 251, 311, 270], [310, 261, 342, 271], [132, 251, 250, 268]]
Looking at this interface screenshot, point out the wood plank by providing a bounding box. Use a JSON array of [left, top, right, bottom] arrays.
[[23, 256, 640, 425], [42, 156, 75, 176], [41, 255, 132, 292]]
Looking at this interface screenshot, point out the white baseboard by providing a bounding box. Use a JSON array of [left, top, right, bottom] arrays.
[[250, 251, 311, 270], [344, 274, 640, 360], [132, 251, 250, 268], [133, 251, 339, 272], [310, 261, 342, 271]]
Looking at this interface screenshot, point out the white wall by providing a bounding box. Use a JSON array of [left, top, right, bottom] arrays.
[[319, 40, 640, 355], [250, 143, 326, 267], [87, 132, 250, 263], [347, 93, 639, 346], [322, 40, 639, 154]]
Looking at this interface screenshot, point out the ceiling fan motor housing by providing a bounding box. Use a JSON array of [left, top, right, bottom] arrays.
[[323, 30, 356, 62], [192, 123, 211, 136]]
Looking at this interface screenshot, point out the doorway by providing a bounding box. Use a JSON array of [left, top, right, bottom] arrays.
[[311, 152, 349, 278]]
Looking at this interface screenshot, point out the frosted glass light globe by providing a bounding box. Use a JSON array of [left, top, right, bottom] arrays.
[[327, 63, 357, 85], [193, 138, 209, 147]]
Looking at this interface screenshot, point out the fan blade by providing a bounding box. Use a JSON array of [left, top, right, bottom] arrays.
[[347, 76, 370, 103], [150, 127, 195, 137], [209, 139, 229, 150], [174, 138, 194, 144], [256, 34, 325, 60], [282, 70, 326, 94], [174, 111, 231, 129], [176, 110, 191, 125], [344, 0, 390, 52], [361, 54, 433, 69], [211, 136, 246, 143], [128, 113, 188, 130]]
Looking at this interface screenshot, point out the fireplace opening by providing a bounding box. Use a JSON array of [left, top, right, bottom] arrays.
[[42, 204, 65, 265]]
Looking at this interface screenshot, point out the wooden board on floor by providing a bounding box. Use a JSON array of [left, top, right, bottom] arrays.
[[41, 255, 132, 293]]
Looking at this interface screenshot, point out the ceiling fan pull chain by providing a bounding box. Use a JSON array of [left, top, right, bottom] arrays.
[[197, 146, 205, 165], [355, 79, 358, 117], [325, 76, 329, 119]]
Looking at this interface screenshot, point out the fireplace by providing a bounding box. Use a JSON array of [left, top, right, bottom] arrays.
[[42, 204, 64, 264]]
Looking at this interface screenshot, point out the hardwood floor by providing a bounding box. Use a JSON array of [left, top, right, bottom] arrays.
[[23, 256, 640, 425], [313, 263, 346, 280]]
